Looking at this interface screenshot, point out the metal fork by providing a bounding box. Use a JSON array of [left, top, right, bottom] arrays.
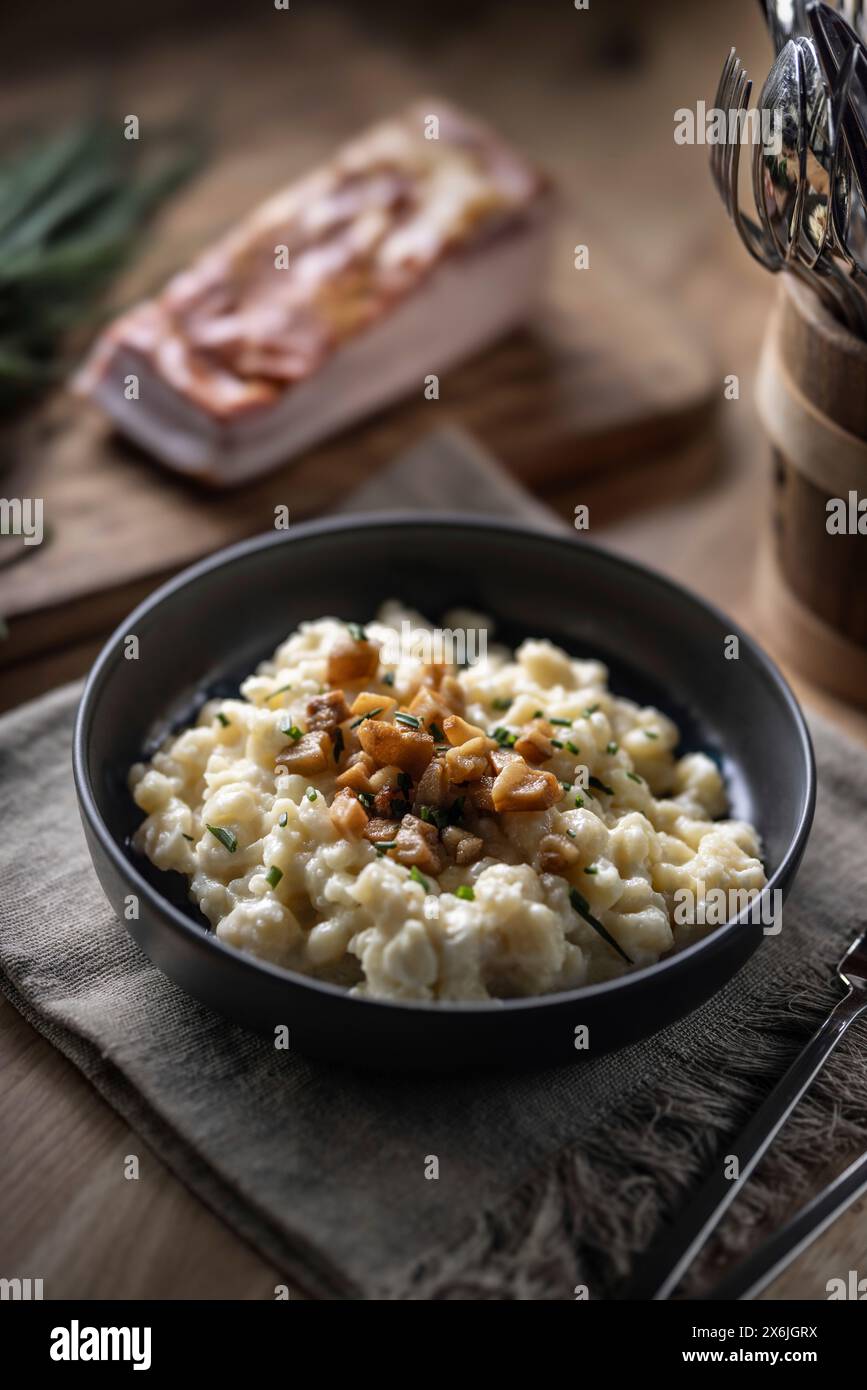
[[710, 48, 780, 269], [622, 930, 867, 1300]]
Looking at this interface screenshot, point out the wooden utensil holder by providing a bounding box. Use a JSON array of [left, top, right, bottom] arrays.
[[756, 275, 867, 706]]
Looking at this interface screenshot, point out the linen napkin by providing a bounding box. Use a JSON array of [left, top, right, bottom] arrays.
[[1, 427, 866, 1300]]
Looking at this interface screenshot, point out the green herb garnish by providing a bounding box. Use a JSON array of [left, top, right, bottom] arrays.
[[584, 865, 599, 875], [281, 722, 303, 742], [409, 865, 429, 892], [492, 726, 517, 748], [606, 741, 618, 754], [627, 771, 642, 784], [265, 866, 283, 888], [551, 739, 563, 749], [394, 711, 421, 729], [382, 672, 395, 687], [429, 722, 444, 742], [456, 885, 475, 901], [566, 741, 580, 755], [206, 824, 237, 853], [182, 833, 194, 842], [348, 622, 366, 642], [306, 788, 317, 801], [333, 728, 345, 762], [492, 698, 511, 711], [583, 704, 600, 717], [575, 795, 585, 808], [644, 730, 659, 740], [358, 791, 375, 811], [569, 887, 632, 964], [550, 718, 572, 727], [216, 711, 230, 728], [351, 707, 383, 728], [267, 683, 293, 702], [589, 776, 614, 796]]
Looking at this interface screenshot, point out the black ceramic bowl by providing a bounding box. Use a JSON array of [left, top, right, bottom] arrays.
[[74, 515, 815, 1072]]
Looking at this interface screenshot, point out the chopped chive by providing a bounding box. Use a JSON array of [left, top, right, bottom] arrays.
[[409, 865, 429, 892], [306, 788, 317, 801], [550, 718, 572, 727], [644, 730, 659, 740], [575, 795, 585, 808], [429, 722, 444, 742], [492, 697, 511, 711], [551, 738, 563, 749], [566, 829, 577, 839], [376, 840, 398, 850], [348, 622, 366, 642], [358, 791, 374, 811], [351, 707, 383, 728], [533, 709, 544, 718], [492, 726, 517, 747], [267, 683, 293, 702], [583, 704, 600, 717], [206, 824, 237, 853], [216, 711, 230, 728], [456, 884, 475, 901], [569, 887, 632, 964], [265, 866, 283, 888], [566, 741, 580, 755], [383, 672, 395, 687], [420, 804, 448, 829], [182, 833, 195, 842], [278, 811, 288, 828], [627, 771, 642, 784], [394, 711, 421, 728], [606, 741, 618, 754], [589, 776, 614, 796], [333, 728, 345, 762], [281, 722, 303, 742], [560, 780, 572, 791], [584, 865, 599, 875]]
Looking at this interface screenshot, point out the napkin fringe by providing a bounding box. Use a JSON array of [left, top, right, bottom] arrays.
[[387, 954, 867, 1300]]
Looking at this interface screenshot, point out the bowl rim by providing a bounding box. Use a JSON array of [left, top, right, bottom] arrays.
[[73, 511, 817, 1017]]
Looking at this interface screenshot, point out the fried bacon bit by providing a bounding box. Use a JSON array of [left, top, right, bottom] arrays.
[[446, 736, 494, 784], [464, 774, 495, 812], [368, 763, 404, 793], [363, 817, 401, 845], [275, 730, 331, 774], [491, 757, 561, 812], [358, 719, 434, 778], [514, 722, 555, 765], [414, 755, 450, 808], [329, 788, 369, 838], [443, 713, 489, 746], [327, 637, 380, 686], [489, 746, 522, 774], [421, 660, 451, 689], [335, 751, 375, 792], [438, 675, 466, 715], [408, 685, 453, 730], [306, 689, 350, 735], [350, 690, 397, 720], [442, 825, 484, 865], [392, 814, 442, 875], [535, 833, 581, 874]]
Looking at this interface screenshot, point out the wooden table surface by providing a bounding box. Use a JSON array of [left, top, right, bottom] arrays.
[[1, 0, 865, 1300]]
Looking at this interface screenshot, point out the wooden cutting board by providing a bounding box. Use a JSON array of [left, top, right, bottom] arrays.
[[0, 7, 718, 708]]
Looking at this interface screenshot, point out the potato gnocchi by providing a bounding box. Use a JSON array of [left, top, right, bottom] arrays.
[[129, 604, 766, 1001]]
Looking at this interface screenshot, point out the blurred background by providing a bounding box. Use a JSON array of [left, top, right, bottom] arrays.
[[0, 0, 861, 745]]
